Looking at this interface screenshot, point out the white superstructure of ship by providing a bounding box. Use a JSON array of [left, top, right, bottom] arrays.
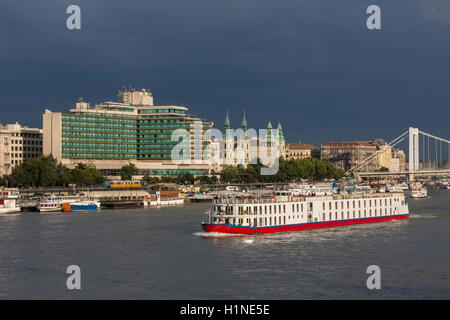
[[202, 188, 409, 235], [0, 189, 21, 214]]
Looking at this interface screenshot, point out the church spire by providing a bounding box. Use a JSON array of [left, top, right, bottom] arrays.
[[241, 109, 248, 132], [266, 120, 273, 141], [224, 109, 231, 139], [277, 121, 284, 142], [224, 108, 231, 130]]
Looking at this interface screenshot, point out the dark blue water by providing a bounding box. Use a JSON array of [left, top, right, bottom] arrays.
[[0, 189, 449, 299]]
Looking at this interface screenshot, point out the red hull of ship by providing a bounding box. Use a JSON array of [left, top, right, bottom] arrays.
[[201, 214, 409, 235]]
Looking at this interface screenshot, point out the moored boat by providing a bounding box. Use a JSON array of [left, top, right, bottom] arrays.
[[38, 195, 80, 212], [0, 198, 21, 214], [62, 200, 101, 212], [0, 188, 21, 214], [411, 187, 428, 199], [144, 191, 184, 206]]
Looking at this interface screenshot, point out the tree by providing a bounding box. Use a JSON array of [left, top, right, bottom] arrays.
[[219, 157, 346, 183], [176, 173, 194, 184], [120, 163, 139, 181], [221, 165, 239, 183], [7, 155, 104, 187], [0, 175, 7, 186], [141, 173, 160, 185]]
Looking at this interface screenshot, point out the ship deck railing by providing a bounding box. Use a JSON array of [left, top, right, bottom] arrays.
[[212, 192, 404, 205]]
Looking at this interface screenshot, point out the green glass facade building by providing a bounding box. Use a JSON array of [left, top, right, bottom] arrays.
[[43, 89, 213, 176]]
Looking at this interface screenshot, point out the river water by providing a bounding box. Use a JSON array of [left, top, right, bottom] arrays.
[[0, 189, 449, 299]]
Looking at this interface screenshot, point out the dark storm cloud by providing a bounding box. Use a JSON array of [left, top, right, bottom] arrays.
[[0, 0, 449, 146]]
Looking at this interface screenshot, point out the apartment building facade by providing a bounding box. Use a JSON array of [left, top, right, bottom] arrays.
[[0, 123, 43, 176]]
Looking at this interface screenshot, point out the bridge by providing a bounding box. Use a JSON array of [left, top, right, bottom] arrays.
[[347, 127, 450, 181]]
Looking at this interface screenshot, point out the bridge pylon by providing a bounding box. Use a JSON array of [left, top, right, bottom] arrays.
[[408, 127, 419, 181]]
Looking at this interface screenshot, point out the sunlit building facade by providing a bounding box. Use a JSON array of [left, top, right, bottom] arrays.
[[43, 89, 213, 177], [0, 123, 43, 176]]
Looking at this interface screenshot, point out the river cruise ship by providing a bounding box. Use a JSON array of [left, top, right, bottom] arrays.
[[201, 190, 409, 235]]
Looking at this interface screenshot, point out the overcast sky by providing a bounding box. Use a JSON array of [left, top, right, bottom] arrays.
[[1, 0, 449, 147]]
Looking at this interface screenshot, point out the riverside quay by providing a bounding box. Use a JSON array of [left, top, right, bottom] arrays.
[[43, 88, 213, 178]]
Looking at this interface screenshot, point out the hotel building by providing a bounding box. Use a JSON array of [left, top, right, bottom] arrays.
[[0, 123, 43, 176], [43, 88, 213, 178]]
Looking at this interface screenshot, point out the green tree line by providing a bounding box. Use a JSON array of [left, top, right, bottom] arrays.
[[221, 157, 346, 183], [0, 155, 104, 187]]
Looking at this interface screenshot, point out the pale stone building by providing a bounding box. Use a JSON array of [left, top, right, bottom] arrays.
[[320, 141, 378, 172], [285, 141, 319, 160], [0, 123, 43, 176], [320, 139, 406, 173]]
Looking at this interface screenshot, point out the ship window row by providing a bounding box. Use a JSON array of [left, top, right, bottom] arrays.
[[219, 203, 306, 215], [323, 207, 395, 221], [323, 198, 398, 211]]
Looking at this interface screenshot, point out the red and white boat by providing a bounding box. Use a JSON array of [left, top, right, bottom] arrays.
[[201, 190, 409, 235]]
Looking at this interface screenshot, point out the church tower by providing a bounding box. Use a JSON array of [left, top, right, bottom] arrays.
[[277, 121, 286, 159], [238, 110, 250, 167], [223, 109, 234, 165]]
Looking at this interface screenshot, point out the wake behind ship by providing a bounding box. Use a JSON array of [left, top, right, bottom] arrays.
[[201, 188, 409, 235]]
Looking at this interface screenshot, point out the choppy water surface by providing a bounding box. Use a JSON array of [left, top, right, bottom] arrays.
[[0, 189, 449, 299]]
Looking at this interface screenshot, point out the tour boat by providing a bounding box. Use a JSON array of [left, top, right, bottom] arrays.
[[62, 200, 101, 212], [38, 195, 80, 212], [411, 187, 428, 199], [399, 182, 410, 190], [0, 198, 21, 214], [440, 182, 450, 190], [201, 190, 409, 235], [144, 191, 184, 206], [0, 189, 21, 214]]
